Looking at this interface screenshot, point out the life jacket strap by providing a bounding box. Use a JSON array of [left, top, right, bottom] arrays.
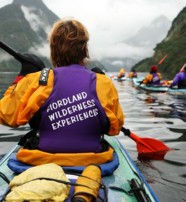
[[39, 68, 51, 85]]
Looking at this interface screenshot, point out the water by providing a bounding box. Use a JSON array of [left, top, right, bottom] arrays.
[[0, 72, 186, 202]]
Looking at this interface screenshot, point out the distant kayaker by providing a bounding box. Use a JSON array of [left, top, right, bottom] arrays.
[[128, 69, 137, 78], [0, 17, 124, 166], [117, 68, 125, 78], [169, 64, 186, 88], [140, 65, 162, 85]]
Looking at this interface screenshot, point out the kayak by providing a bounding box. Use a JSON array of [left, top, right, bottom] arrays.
[[0, 136, 159, 202], [132, 77, 186, 96], [113, 76, 126, 81], [132, 77, 168, 93], [167, 88, 186, 96], [137, 84, 168, 93], [132, 77, 144, 88]]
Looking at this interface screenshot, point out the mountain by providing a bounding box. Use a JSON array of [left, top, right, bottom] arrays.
[[124, 15, 171, 49], [0, 0, 59, 71], [99, 57, 138, 72], [132, 6, 186, 79]]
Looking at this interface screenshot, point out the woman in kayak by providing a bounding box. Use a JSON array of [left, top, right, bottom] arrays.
[[0, 17, 124, 166], [141, 65, 162, 85], [128, 69, 137, 78], [169, 64, 186, 88], [117, 68, 125, 78]]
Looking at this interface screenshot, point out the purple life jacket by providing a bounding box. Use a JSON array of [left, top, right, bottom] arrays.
[[178, 73, 186, 88], [151, 73, 160, 85], [38, 65, 108, 153], [133, 72, 137, 78], [172, 72, 186, 88]]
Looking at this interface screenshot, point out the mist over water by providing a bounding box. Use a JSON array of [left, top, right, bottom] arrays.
[[0, 72, 186, 202]]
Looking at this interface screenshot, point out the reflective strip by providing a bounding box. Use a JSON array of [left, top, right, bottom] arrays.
[[39, 68, 51, 85]]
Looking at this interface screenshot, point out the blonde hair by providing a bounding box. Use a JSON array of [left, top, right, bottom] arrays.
[[48, 17, 89, 67]]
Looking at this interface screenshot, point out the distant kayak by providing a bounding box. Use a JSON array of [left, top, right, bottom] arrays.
[[132, 77, 186, 95], [167, 88, 186, 96], [137, 84, 168, 93], [113, 76, 126, 81], [132, 77, 168, 93]]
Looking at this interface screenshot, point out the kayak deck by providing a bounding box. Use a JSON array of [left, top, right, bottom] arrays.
[[0, 144, 20, 200], [0, 137, 159, 202], [102, 137, 159, 202]]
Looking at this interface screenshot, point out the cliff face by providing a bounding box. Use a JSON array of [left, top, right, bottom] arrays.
[[0, 0, 59, 71]]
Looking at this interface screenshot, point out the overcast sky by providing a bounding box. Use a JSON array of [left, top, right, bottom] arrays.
[[0, 0, 186, 60]]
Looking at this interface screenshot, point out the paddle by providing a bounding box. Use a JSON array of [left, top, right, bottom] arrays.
[[121, 127, 170, 160], [0, 40, 45, 73], [158, 54, 168, 65]]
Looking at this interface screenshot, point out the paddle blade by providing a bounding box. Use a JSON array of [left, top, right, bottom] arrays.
[[130, 133, 170, 160], [158, 54, 168, 64]]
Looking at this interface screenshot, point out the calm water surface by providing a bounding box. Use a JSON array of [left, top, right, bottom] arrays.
[[0, 72, 186, 202]]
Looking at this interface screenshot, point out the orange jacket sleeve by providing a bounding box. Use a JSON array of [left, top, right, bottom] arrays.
[[96, 74, 124, 135], [158, 72, 162, 80], [143, 74, 153, 84], [0, 71, 54, 127]]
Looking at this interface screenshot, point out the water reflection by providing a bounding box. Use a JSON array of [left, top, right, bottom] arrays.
[[141, 93, 186, 122], [113, 75, 186, 202]]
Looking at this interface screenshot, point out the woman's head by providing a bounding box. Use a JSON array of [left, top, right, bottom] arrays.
[[49, 17, 89, 67]]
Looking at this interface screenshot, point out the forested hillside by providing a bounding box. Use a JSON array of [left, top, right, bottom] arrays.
[[132, 7, 186, 79]]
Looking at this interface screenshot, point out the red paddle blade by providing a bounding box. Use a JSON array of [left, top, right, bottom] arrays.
[[130, 133, 170, 160]]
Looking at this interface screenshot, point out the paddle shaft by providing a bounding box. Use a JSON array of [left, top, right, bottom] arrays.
[[0, 40, 23, 61], [0, 144, 21, 166], [158, 54, 168, 65], [0, 40, 45, 73]]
